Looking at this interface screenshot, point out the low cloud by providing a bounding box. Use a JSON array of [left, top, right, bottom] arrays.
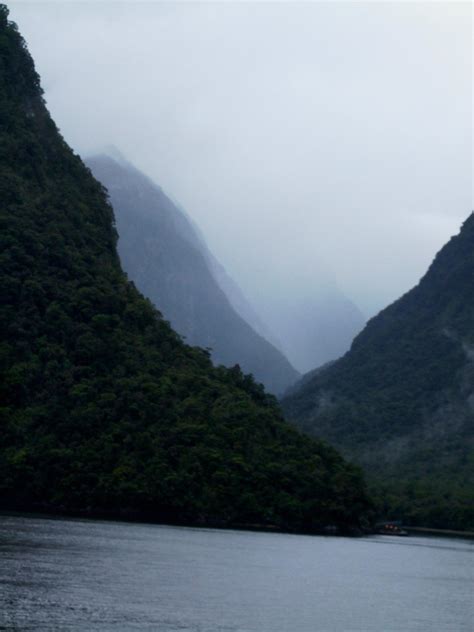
[[10, 1, 472, 316]]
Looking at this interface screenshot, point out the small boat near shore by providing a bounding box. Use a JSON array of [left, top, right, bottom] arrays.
[[375, 521, 409, 536]]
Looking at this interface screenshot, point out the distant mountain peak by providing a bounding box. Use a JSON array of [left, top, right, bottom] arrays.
[[86, 154, 300, 394], [101, 145, 128, 164]]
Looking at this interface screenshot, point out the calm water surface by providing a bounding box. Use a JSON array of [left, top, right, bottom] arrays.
[[0, 515, 472, 631]]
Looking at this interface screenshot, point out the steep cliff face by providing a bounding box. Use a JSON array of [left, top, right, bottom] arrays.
[[283, 215, 474, 529], [86, 154, 299, 395], [0, 6, 371, 531]]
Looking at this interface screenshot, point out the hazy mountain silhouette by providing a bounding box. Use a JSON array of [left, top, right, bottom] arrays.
[[262, 288, 365, 373], [86, 154, 299, 395]]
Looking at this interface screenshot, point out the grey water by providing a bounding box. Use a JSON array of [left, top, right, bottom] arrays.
[[0, 515, 472, 631]]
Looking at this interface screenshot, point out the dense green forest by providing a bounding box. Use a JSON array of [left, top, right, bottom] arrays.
[[284, 214, 474, 530], [0, 6, 372, 533]]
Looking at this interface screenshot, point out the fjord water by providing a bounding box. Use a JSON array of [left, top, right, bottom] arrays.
[[0, 515, 472, 631]]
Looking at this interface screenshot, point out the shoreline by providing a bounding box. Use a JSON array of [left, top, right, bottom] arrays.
[[403, 525, 474, 540], [1, 509, 473, 540], [0, 508, 364, 538]]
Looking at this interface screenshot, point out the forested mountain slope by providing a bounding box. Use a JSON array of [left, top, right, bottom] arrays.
[[86, 154, 299, 395], [0, 6, 371, 532], [283, 215, 474, 529]]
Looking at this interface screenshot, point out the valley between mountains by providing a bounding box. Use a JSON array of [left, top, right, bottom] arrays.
[[1, 4, 472, 532]]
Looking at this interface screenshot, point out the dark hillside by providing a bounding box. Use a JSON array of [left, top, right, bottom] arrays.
[[0, 6, 371, 532], [284, 215, 474, 529]]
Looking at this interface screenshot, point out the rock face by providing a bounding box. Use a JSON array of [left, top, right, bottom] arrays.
[[283, 214, 474, 529], [0, 6, 372, 531], [86, 154, 299, 396]]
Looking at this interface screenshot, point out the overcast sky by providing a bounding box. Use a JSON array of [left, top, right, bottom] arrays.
[[9, 1, 473, 316]]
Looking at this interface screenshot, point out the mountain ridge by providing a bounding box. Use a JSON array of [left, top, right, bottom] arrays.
[[86, 153, 300, 395], [283, 214, 474, 529]]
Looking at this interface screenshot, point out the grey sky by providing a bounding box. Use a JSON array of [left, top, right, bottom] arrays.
[[9, 1, 473, 316]]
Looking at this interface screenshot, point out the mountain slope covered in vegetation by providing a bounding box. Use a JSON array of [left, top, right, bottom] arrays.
[[0, 6, 371, 532], [86, 154, 299, 395], [283, 215, 474, 529]]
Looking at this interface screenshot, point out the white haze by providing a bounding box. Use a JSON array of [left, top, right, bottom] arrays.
[[9, 1, 473, 320]]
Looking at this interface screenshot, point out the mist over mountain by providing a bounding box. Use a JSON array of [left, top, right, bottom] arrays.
[[204, 251, 285, 353], [262, 289, 366, 374], [283, 215, 474, 529], [8, 2, 470, 328], [86, 154, 299, 395]]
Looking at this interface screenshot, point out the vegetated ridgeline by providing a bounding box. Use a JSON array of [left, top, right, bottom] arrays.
[[86, 153, 299, 396], [0, 6, 372, 533], [283, 213, 474, 531]]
